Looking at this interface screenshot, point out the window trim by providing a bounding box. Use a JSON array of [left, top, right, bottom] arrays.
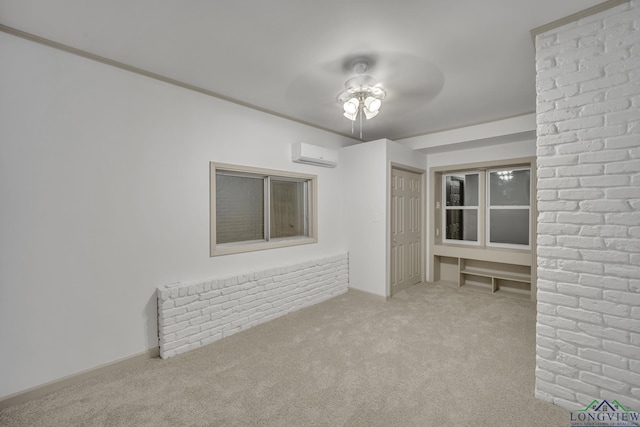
[[442, 171, 481, 246], [210, 162, 317, 257], [486, 166, 532, 250], [438, 162, 533, 251]]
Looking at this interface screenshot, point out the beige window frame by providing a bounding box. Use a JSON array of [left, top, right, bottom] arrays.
[[210, 162, 318, 257], [442, 171, 481, 246], [486, 166, 531, 250], [434, 158, 534, 251]]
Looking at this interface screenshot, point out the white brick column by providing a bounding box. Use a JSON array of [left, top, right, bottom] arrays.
[[534, 1, 640, 411]]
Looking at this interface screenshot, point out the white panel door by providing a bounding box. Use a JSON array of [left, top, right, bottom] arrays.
[[390, 168, 422, 294]]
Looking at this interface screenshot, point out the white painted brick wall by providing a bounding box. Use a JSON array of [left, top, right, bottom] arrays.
[[535, 0, 640, 412], [157, 253, 349, 358]]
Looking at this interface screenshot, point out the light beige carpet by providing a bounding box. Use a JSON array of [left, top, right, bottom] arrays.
[[0, 282, 569, 426]]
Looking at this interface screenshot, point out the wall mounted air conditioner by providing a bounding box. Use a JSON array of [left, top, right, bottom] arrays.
[[291, 142, 338, 168]]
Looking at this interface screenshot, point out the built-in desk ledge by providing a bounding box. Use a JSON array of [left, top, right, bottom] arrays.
[[433, 244, 531, 266], [432, 244, 534, 301]]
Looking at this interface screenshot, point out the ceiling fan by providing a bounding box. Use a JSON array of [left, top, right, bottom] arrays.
[[337, 59, 387, 138], [285, 52, 444, 141]]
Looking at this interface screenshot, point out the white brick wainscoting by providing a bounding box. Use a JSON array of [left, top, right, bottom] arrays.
[[534, 1, 640, 411], [157, 254, 349, 358]]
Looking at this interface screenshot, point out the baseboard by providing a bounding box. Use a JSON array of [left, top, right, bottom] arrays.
[[0, 347, 160, 410], [347, 287, 389, 301]]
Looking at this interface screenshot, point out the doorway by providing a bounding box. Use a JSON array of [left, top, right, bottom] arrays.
[[390, 165, 425, 295]]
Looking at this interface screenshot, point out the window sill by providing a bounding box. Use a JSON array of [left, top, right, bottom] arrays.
[[211, 236, 317, 257], [441, 239, 481, 246]]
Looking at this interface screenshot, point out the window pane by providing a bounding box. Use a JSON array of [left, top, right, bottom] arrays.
[[489, 169, 530, 206], [446, 174, 478, 207], [270, 179, 307, 238], [445, 209, 478, 242], [216, 173, 264, 244], [489, 209, 529, 245]]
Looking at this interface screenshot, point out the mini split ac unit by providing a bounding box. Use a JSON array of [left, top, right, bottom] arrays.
[[291, 142, 338, 168]]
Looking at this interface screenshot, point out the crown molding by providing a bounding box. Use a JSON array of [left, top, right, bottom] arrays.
[[0, 24, 360, 142], [530, 0, 630, 43]]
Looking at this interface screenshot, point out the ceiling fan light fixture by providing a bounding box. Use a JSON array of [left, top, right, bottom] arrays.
[[343, 109, 358, 121], [343, 97, 359, 115], [363, 107, 379, 120], [364, 96, 382, 113], [337, 59, 388, 138]]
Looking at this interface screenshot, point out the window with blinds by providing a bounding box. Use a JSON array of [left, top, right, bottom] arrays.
[[210, 163, 317, 256]]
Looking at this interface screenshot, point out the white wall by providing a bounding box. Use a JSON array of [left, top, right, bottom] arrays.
[[342, 139, 427, 297], [400, 113, 536, 152], [425, 138, 537, 169], [0, 32, 355, 399], [342, 140, 387, 297]]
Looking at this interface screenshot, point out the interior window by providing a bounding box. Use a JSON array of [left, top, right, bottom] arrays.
[[440, 166, 531, 249], [487, 168, 530, 247], [444, 173, 479, 243]]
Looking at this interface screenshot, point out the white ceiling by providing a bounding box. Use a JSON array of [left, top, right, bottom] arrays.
[[0, 0, 605, 142]]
